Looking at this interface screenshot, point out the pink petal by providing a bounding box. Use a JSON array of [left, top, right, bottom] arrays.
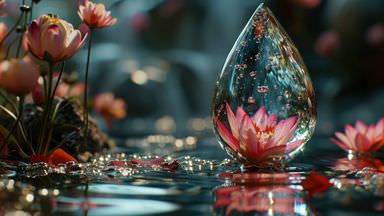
[[267, 114, 277, 128], [239, 114, 259, 156], [272, 117, 297, 146], [42, 25, 65, 60], [63, 30, 82, 60], [355, 121, 368, 134], [330, 138, 351, 151], [214, 117, 239, 151], [26, 21, 43, 57], [78, 23, 89, 40], [354, 133, 371, 153], [226, 103, 239, 139], [345, 124, 357, 139], [334, 132, 352, 148], [375, 118, 384, 135], [251, 106, 266, 127], [235, 106, 247, 129], [286, 139, 304, 153], [366, 125, 377, 142], [345, 124, 358, 146], [256, 145, 287, 162]]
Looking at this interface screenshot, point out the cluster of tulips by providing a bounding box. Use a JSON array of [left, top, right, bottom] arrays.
[[0, 0, 125, 164]]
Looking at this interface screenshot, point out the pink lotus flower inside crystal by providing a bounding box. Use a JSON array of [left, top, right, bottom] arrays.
[[330, 119, 384, 154], [78, 0, 117, 29], [214, 103, 303, 165], [25, 14, 88, 62], [0, 22, 8, 42], [0, 56, 40, 96], [94, 92, 126, 128]]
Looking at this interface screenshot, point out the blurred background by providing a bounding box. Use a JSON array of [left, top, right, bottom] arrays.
[[3, 0, 384, 142]]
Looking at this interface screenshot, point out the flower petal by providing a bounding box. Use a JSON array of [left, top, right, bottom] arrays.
[[354, 133, 371, 153], [214, 116, 239, 151], [355, 121, 368, 134], [63, 30, 82, 60], [239, 114, 259, 156], [226, 103, 239, 139]]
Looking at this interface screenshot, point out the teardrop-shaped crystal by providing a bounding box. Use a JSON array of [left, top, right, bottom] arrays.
[[211, 3, 316, 168]]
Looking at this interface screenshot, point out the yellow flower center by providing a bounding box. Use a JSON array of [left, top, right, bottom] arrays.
[[42, 14, 60, 24], [255, 127, 275, 139]]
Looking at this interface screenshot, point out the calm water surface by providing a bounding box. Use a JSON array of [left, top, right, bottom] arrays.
[[1, 136, 383, 216]]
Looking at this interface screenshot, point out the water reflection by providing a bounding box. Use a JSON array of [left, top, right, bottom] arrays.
[[54, 197, 180, 216], [332, 156, 384, 174], [213, 172, 314, 216], [76, 183, 180, 195]]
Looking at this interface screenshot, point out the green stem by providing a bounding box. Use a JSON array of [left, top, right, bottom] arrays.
[[38, 62, 54, 155], [0, 91, 17, 112], [4, 96, 24, 150], [43, 75, 48, 102], [0, 12, 24, 47], [29, 1, 34, 22], [42, 62, 65, 155], [16, 1, 30, 58], [4, 37, 18, 59], [51, 62, 65, 104], [83, 30, 93, 149]]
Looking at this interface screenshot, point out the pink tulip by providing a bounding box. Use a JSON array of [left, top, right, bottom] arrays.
[[0, 56, 40, 96], [31, 82, 44, 105], [292, 0, 321, 8], [94, 92, 126, 128], [366, 23, 384, 46], [0, 0, 6, 16], [25, 14, 88, 62], [78, 0, 117, 29], [214, 103, 303, 164], [314, 30, 340, 57], [56, 82, 85, 98], [0, 22, 8, 42], [330, 119, 384, 154]]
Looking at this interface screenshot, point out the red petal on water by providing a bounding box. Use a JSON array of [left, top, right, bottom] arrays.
[[110, 161, 128, 167], [49, 148, 76, 165], [302, 172, 332, 197], [30, 148, 76, 166], [130, 158, 166, 167], [162, 160, 179, 170]]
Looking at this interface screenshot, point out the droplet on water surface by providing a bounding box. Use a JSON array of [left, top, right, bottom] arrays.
[[211, 3, 316, 168]]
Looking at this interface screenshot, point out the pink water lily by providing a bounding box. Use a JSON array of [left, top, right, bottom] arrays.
[[214, 103, 303, 164], [25, 14, 88, 62], [330, 119, 384, 154]]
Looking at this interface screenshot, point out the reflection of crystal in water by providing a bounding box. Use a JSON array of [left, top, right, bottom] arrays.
[[214, 172, 312, 215], [211, 3, 316, 168]]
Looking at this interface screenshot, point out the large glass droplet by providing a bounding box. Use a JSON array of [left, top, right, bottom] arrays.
[[211, 3, 316, 168]]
